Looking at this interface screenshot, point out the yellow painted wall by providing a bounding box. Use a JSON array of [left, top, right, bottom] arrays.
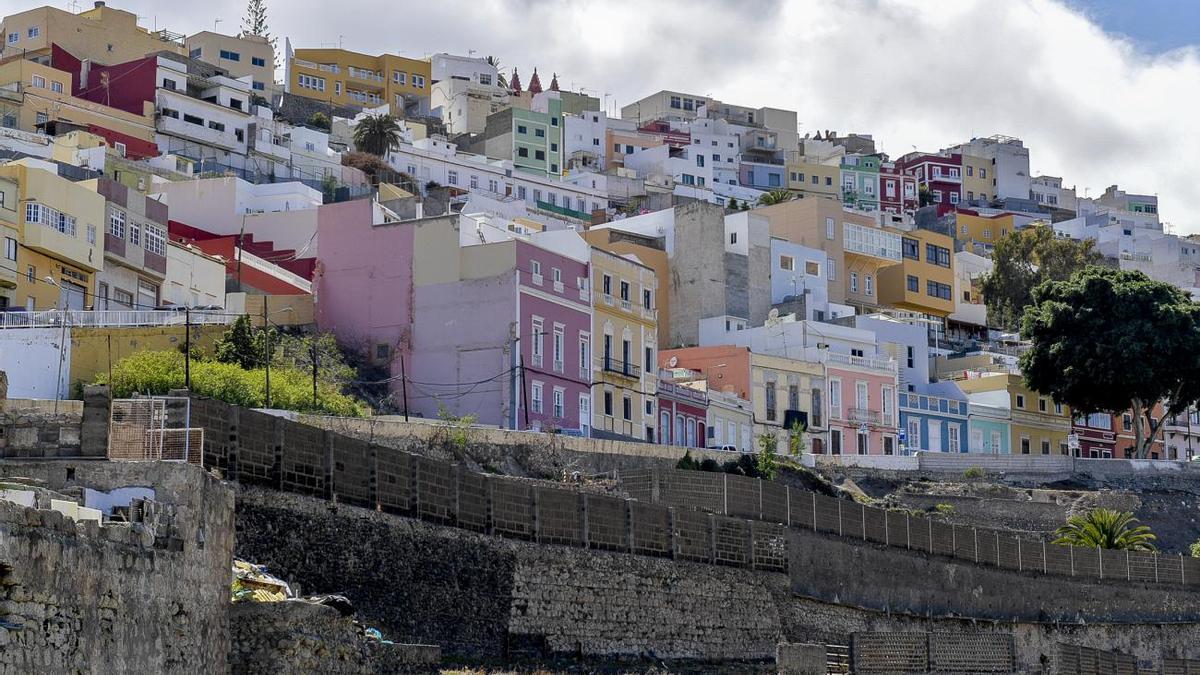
[[0, 59, 156, 142], [961, 154, 991, 203], [878, 228, 955, 316], [955, 212, 1015, 250], [68, 324, 227, 390], [1, 5, 185, 65], [590, 247, 658, 437], [786, 159, 840, 200], [289, 48, 430, 108], [581, 230, 671, 349], [957, 373, 1070, 454]]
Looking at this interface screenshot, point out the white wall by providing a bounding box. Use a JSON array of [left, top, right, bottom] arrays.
[[0, 327, 69, 399], [164, 242, 226, 307]]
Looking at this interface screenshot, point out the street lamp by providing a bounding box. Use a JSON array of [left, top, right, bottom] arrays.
[[261, 303, 293, 409]]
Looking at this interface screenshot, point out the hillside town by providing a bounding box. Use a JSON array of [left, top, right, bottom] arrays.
[[2, 1, 1200, 674]]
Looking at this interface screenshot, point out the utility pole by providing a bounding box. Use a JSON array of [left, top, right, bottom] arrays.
[[263, 298, 271, 408], [520, 353, 529, 429], [184, 306, 191, 389], [509, 333, 518, 429], [399, 353, 409, 421], [310, 339, 318, 409]]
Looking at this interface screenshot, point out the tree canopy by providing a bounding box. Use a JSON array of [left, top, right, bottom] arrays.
[[1020, 266, 1200, 458], [352, 114, 403, 157], [981, 225, 1103, 330], [757, 189, 793, 206], [1052, 508, 1157, 551]]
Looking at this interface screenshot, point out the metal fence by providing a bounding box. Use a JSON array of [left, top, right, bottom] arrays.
[[108, 397, 203, 464], [187, 396, 788, 572], [1057, 643, 1138, 675], [850, 633, 1014, 675], [0, 309, 232, 329], [619, 467, 1200, 588]]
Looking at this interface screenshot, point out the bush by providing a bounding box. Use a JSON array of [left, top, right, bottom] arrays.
[[699, 458, 721, 472], [95, 350, 368, 417], [676, 451, 699, 471], [739, 452, 762, 479], [934, 503, 956, 516], [308, 111, 331, 130], [963, 466, 986, 479], [1192, 540, 1200, 558]]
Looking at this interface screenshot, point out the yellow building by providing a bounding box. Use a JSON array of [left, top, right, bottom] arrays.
[[0, 4, 185, 65], [288, 48, 430, 110], [879, 227, 955, 318], [0, 174, 20, 307], [955, 211, 1016, 253], [0, 160, 105, 310], [582, 227, 671, 349], [958, 373, 1072, 455], [0, 58, 156, 144], [786, 155, 840, 200], [590, 247, 658, 441], [185, 31, 276, 96], [960, 153, 991, 204]]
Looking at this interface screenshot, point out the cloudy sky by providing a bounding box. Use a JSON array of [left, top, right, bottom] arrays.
[[94, 0, 1200, 231]]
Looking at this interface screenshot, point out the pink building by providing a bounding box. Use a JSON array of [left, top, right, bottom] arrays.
[[316, 201, 592, 431], [657, 379, 708, 448], [824, 354, 900, 455], [879, 161, 918, 214]]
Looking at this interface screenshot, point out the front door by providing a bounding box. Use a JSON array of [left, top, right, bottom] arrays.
[[927, 422, 942, 453]]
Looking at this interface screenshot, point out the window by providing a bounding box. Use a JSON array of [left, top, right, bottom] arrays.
[[252, 81, 265, 91], [857, 431, 868, 455], [553, 388, 564, 418], [926, 280, 951, 300], [534, 150, 545, 161], [765, 380, 777, 422], [669, 95, 682, 109], [551, 117, 558, 126], [413, 74, 425, 88], [827, 258, 836, 281], [932, 190, 942, 202], [982, 228, 992, 239], [1054, 402, 1063, 415], [27, 27, 39, 39], [50, 80, 62, 93], [805, 260, 820, 277], [87, 224, 96, 245], [297, 74, 325, 91], [144, 225, 166, 256], [1041, 439, 1051, 455], [31, 75, 45, 89], [850, 272, 858, 293], [579, 334, 590, 377], [906, 346, 914, 369], [779, 255, 795, 271], [980, 168, 986, 179], [531, 382, 543, 414], [128, 221, 140, 247], [108, 209, 126, 239], [948, 425, 960, 453], [393, 71, 407, 86], [516, 185, 526, 200], [534, 128, 545, 138], [447, 170, 458, 186], [906, 275, 919, 293], [864, 274, 873, 296], [7, 33, 18, 45], [25, 265, 34, 282], [902, 237, 920, 260], [949, 192, 960, 205], [729, 231, 736, 244], [645, 346, 653, 373], [531, 317, 543, 365], [1122, 413, 1132, 431], [1038, 398, 1047, 412], [623, 396, 632, 421], [831, 429, 842, 454], [619, 280, 630, 301], [1016, 394, 1025, 409], [829, 378, 842, 419], [604, 390, 613, 416], [252, 56, 267, 67], [643, 289, 652, 310], [4, 237, 15, 261], [552, 325, 564, 372], [925, 243, 950, 267], [696, 155, 704, 168]]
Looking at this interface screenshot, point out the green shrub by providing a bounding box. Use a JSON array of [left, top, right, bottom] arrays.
[[1191, 540, 1200, 558], [738, 453, 762, 478], [963, 466, 985, 479], [676, 451, 699, 471], [934, 503, 956, 516], [95, 349, 368, 417], [699, 458, 721, 472]]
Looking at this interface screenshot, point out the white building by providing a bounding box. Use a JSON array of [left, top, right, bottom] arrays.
[[1029, 175, 1077, 212], [154, 55, 255, 171], [388, 137, 608, 220], [429, 53, 500, 86], [1077, 184, 1160, 230], [429, 78, 509, 136], [563, 110, 609, 172], [947, 135, 1031, 202], [163, 240, 227, 307], [948, 250, 992, 336]]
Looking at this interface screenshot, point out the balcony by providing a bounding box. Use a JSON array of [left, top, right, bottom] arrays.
[[641, 306, 657, 321], [620, 298, 632, 312], [0, 309, 232, 329], [602, 293, 614, 306], [849, 408, 886, 426], [824, 351, 898, 374], [535, 200, 593, 222], [553, 280, 564, 293], [579, 288, 590, 302], [157, 113, 240, 152], [602, 358, 641, 379]]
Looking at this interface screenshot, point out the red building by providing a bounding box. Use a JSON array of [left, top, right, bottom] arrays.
[[897, 152, 962, 216], [1116, 404, 1167, 460], [168, 220, 312, 296], [1071, 412, 1116, 459], [657, 378, 708, 448], [879, 161, 918, 214]]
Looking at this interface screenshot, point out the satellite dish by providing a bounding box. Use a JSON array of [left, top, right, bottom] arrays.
[[667, 356, 678, 368], [768, 308, 780, 320]]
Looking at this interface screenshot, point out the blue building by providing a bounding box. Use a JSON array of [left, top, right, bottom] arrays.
[[855, 314, 969, 454]]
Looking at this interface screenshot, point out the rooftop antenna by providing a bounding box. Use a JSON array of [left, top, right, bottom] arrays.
[[68, 0, 80, 12], [468, 49, 476, 58]]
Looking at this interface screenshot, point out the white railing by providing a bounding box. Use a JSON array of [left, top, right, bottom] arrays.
[[531, 273, 543, 286], [0, 309, 233, 329], [620, 299, 632, 312], [553, 280, 565, 293], [825, 351, 898, 373], [579, 288, 590, 302], [237, 249, 313, 293]]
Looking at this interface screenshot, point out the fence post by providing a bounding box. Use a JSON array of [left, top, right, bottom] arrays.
[[811, 492, 817, 531], [1070, 545, 1075, 576], [995, 532, 1000, 568], [747, 522, 756, 570], [322, 431, 334, 502], [927, 518, 933, 554], [485, 476, 495, 536], [625, 499, 635, 554], [452, 463, 462, 525], [974, 528, 979, 563], [531, 487, 541, 543], [1097, 545, 1103, 579], [580, 493, 590, 549], [885, 510, 890, 546], [1181, 554, 1186, 585], [860, 504, 867, 542], [709, 513, 718, 564], [837, 499, 844, 537], [951, 525, 957, 556], [758, 479, 764, 520], [723, 473, 729, 515], [668, 506, 678, 560], [1017, 538, 1022, 572], [409, 454, 421, 517], [227, 405, 240, 483], [271, 415, 284, 491], [651, 468, 661, 503], [1126, 550, 1131, 581], [906, 514, 911, 550], [786, 486, 791, 528], [1042, 541, 1048, 574], [1154, 552, 1159, 583]]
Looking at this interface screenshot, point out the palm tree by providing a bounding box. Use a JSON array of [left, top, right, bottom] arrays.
[[757, 189, 794, 206], [352, 114, 402, 157], [485, 55, 508, 89], [1052, 508, 1157, 551]]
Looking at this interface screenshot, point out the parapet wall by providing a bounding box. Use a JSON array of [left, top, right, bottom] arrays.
[[0, 461, 235, 675]]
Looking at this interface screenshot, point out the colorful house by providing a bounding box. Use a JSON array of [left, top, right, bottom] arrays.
[[958, 373, 1072, 455], [878, 227, 955, 321], [840, 154, 880, 212], [878, 160, 918, 214], [1071, 412, 1116, 459], [656, 375, 708, 448], [287, 47, 430, 109], [897, 152, 962, 216]]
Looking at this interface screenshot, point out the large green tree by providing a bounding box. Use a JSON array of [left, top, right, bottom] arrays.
[[352, 114, 403, 157], [981, 225, 1103, 330], [1020, 266, 1200, 458], [1052, 508, 1157, 551]]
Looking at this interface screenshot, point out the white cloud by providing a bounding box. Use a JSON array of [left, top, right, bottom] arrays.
[[114, 0, 1200, 230]]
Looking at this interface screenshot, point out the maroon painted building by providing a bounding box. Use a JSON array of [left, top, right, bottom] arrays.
[[897, 152, 963, 216], [657, 379, 708, 447], [1071, 412, 1116, 459]]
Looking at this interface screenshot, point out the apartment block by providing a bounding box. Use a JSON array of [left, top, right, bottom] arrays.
[[0, 2, 186, 65], [185, 31, 276, 95], [90, 176, 167, 309], [286, 46, 429, 110]]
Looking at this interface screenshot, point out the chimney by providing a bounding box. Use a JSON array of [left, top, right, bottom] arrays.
[[94, 1, 105, 7], [80, 59, 90, 90]]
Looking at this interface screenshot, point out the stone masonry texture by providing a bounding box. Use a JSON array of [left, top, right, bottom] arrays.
[[0, 461, 234, 675]]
